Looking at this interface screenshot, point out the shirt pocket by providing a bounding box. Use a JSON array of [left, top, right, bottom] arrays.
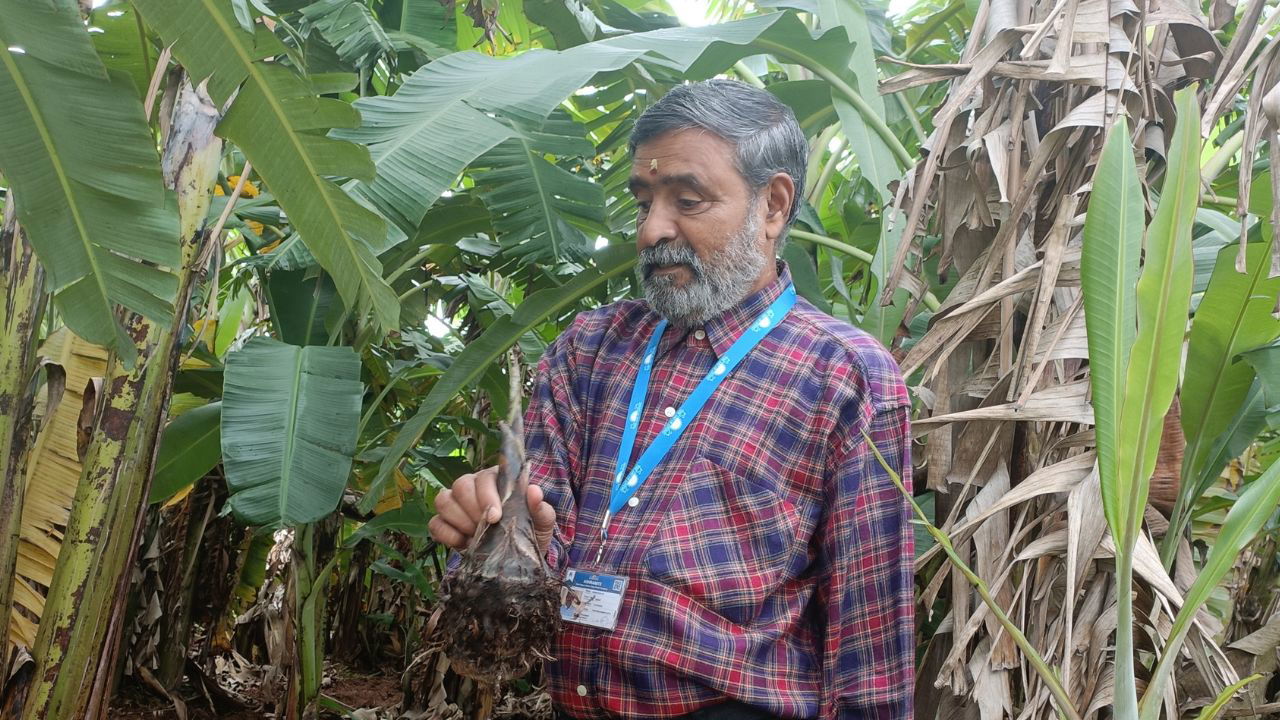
[[642, 457, 802, 625]]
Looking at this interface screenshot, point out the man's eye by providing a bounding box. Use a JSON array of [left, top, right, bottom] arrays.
[[636, 200, 652, 213], [677, 198, 703, 210]]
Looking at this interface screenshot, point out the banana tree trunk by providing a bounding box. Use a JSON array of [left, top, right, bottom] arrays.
[[289, 522, 344, 720], [0, 197, 47, 685], [19, 77, 222, 720], [154, 482, 217, 689]]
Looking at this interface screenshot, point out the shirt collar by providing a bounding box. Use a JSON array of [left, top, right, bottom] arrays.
[[652, 261, 792, 359]]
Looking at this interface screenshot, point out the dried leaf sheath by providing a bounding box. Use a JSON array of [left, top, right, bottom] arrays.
[[436, 364, 559, 685]]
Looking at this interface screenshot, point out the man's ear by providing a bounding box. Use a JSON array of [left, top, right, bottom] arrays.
[[763, 172, 795, 244]]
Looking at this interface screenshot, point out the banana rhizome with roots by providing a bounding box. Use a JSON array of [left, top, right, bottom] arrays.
[[433, 355, 561, 689]]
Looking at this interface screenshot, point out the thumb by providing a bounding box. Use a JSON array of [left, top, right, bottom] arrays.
[[527, 485, 557, 554]]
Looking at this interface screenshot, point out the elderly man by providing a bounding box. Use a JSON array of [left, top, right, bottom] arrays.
[[428, 79, 913, 720]]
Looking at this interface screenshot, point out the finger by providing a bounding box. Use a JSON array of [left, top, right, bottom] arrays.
[[527, 485, 557, 530], [526, 483, 544, 514], [427, 515, 468, 550], [433, 488, 477, 539], [474, 466, 501, 524], [449, 474, 481, 522], [531, 500, 556, 533], [427, 515, 465, 548]]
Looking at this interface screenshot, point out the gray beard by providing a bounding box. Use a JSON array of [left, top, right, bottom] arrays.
[[637, 205, 768, 328]]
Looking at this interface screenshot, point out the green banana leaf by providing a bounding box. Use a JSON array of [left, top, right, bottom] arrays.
[[1114, 88, 1199, 533], [133, 0, 401, 336], [1139, 455, 1280, 719], [388, 0, 456, 48], [335, 45, 626, 234], [1191, 208, 1242, 295], [1191, 380, 1272, 503], [215, 288, 251, 357], [221, 338, 363, 527], [87, 3, 156, 97], [525, 0, 623, 48], [472, 112, 608, 263], [781, 242, 831, 313], [1081, 115, 1143, 538], [150, 402, 222, 505], [266, 269, 338, 347], [1181, 238, 1280, 486], [767, 79, 839, 135], [1242, 342, 1280, 423], [816, 0, 900, 202], [861, 206, 909, 345], [0, 0, 179, 365], [407, 197, 493, 247], [298, 0, 393, 69], [749, 17, 909, 177], [344, 496, 433, 548]]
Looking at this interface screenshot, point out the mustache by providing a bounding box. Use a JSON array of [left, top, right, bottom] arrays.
[[638, 242, 702, 279]]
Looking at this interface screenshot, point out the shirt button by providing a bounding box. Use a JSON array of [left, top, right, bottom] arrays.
[[694, 329, 706, 340], [627, 496, 639, 507], [663, 406, 675, 417], [576, 684, 588, 697]]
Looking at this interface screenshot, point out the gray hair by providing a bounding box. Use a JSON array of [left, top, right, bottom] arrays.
[[629, 79, 808, 243]]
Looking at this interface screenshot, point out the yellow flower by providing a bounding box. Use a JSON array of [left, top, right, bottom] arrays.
[[214, 175, 266, 237], [214, 175, 261, 198]]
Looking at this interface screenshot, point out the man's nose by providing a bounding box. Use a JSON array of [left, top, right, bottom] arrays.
[[636, 201, 677, 251]]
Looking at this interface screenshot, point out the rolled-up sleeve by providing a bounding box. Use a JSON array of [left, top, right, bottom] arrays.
[[818, 401, 914, 720]]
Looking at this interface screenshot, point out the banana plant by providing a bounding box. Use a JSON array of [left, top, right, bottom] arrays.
[[1085, 89, 1280, 717], [1082, 88, 1206, 720], [18, 76, 224, 720]]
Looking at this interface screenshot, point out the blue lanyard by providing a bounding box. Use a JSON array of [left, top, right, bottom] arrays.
[[596, 285, 796, 559]]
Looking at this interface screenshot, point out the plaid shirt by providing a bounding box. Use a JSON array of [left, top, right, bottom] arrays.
[[526, 263, 913, 719]]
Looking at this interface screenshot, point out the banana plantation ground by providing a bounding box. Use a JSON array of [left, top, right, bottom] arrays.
[[2, 0, 1280, 718]]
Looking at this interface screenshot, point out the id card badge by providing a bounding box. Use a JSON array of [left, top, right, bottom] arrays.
[[560, 568, 628, 631]]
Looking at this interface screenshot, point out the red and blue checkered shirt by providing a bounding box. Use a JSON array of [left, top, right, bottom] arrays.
[[526, 263, 914, 719]]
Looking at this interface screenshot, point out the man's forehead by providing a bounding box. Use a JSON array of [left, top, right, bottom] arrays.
[[632, 146, 693, 167], [629, 150, 711, 188], [634, 128, 732, 162], [630, 129, 737, 189], [627, 165, 708, 191]]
